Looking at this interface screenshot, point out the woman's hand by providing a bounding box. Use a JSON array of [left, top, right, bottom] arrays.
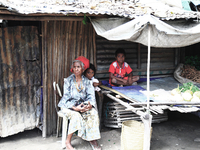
[[86, 102, 92, 110], [73, 102, 92, 112], [77, 103, 88, 112]]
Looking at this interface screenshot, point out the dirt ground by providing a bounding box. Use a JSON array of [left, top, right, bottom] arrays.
[[1, 111, 200, 150]]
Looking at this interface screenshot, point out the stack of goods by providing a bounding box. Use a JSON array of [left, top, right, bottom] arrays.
[[180, 65, 200, 83], [103, 101, 168, 128]]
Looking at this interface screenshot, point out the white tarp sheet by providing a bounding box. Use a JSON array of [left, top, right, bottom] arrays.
[[91, 15, 200, 48]]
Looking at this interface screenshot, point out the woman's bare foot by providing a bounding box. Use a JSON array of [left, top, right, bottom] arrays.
[[66, 141, 75, 150], [89, 140, 101, 150]]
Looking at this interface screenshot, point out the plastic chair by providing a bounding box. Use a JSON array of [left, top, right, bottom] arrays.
[[53, 82, 68, 149]]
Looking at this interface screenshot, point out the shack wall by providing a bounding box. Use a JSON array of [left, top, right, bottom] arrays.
[[41, 21, 96, 136], [95, 35, 181, 80], [0, 24, 41, 137]]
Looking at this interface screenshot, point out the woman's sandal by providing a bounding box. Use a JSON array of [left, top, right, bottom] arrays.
[[89, 141, 101, 150]]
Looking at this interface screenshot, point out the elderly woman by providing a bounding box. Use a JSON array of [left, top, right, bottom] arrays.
[[58, 56, 101, 150]]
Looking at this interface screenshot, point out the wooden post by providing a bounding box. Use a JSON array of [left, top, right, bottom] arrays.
[[137, 43, 141, 69], [143, 23, 152, 150], [42, 21, 48, 138]]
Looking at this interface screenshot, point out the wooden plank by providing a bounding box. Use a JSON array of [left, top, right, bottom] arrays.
[[0, 15, 84, 21]]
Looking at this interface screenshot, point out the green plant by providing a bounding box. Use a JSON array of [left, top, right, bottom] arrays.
[[82, 14, 87, 25], [184, 55, 200, 70], [179, 82, 200, 93]]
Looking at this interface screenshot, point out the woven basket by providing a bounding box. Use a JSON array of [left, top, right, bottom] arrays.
[[121, 120, 152, 150]]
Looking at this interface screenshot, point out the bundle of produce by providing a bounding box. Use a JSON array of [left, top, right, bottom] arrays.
[[170, 82, 200, 102], [180, 65, 200, 83], [179, 82, 200, 93]]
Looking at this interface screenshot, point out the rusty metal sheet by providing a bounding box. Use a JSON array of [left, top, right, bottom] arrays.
[[0, 25, 41, 137]]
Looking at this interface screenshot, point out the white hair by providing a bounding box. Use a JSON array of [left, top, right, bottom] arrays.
[[71, 60, 84, 70]]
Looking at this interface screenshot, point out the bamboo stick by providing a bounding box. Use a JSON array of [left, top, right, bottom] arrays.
[[93, 28, 97, 67], [130, 102, 200, 106], [67, 21, 72, 77], [64, 21, 69, 78], [77, 22, 82, 56]]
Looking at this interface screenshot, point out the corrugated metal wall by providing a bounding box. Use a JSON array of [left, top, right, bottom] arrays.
[[42, 21, 96, 136], [95, 35, 180, 80], [0, 25, 41, 137]]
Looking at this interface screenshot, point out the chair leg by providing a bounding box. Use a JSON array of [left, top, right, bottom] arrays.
[[58, 116, 63, 137], [56, 116, 60, 138], [62, 117, 68, 149]]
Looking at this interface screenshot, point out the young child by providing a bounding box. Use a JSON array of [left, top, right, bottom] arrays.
[[84, 63, 101, 91], [109, 48, 140, 86]]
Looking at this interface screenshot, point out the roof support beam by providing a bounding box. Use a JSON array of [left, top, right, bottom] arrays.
[[0, 14, 84, 21]]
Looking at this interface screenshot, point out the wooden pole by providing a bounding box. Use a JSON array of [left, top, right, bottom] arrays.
[[137, 43, 141, 69], [143, 23, 152, 150], [42, 21, 47, 138], [130, 102, 200, 106], [147, 24, 151, 111]]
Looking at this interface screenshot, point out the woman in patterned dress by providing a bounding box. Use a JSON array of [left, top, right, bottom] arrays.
[[58, 56, 101, 150]]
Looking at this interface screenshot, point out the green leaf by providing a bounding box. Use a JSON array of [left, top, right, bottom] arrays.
[[82, 14, 87, 25]]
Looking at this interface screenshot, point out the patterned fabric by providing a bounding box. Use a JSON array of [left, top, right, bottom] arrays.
[[61, 108, 101, 141], [58, 74, 96, 109], [109, 60, 132, 86]]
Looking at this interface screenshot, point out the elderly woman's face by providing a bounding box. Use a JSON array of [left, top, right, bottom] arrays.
[[73, 62, 83, 76]]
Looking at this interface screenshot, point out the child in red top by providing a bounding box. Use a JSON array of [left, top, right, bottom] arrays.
[[109, 48, 140, 86]]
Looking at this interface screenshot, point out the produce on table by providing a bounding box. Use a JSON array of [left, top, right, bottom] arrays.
[[191, 96, 200, 102], [173, 94, 184, 102], [171, 85, 182, 96], [191, 91, 200, 102], [179, 82, 199, 93], [184, 90, 193, 95], [182, 92, 193, 102], [193, 91, 200, 98], [171, 82, 200, 102], [183, 84, 193, 98]]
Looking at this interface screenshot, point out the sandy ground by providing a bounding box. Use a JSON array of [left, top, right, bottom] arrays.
[[1, 111, 200, 150]]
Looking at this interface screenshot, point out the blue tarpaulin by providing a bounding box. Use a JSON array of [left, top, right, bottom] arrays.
[[112, 85, 149, 102], [101, 77, 160, 102]]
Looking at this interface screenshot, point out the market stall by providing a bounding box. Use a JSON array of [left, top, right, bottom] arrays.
[[99, 76, 200, 149], [91, 14, 200, 149]]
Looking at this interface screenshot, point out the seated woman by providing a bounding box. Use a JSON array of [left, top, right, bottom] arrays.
[[58, 56, 101, 150]]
